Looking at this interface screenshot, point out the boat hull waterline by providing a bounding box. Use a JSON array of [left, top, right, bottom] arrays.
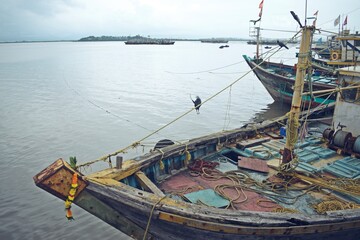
[[243, 55, 338, 108]]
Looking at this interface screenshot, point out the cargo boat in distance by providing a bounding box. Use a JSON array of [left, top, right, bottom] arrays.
[[125, 39, 175, 45], [201, 38, 228, 43]]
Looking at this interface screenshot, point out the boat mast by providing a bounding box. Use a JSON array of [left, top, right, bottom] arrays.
[[256, 27, 261, 59], [282, 25, 315, 164]]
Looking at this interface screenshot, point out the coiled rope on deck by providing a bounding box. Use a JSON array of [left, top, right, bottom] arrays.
[[187, 158, 315, 210], [313, 200, 360, 214]]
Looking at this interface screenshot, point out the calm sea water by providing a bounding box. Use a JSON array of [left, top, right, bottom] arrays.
[[0, 41, 295, 240]]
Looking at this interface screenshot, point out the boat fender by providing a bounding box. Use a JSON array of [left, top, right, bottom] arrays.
[[154, 139, 174, 150], [184, 145, 191, 165], [331, 52, 339, 60]]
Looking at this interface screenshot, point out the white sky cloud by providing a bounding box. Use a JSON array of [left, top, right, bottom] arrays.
[[0, 0, 359, 41]]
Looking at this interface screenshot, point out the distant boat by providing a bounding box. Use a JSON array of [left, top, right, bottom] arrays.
[[247, 40, 297, 45], [201, 39, 228, 43], [311, 32, 360, 73], [311, 35, 340, 59], [125, 39, 175, 45]]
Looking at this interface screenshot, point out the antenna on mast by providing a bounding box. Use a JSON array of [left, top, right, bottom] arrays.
[[305, 0, 308, 26]]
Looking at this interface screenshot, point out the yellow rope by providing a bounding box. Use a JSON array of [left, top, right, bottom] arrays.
[[313, 200, 360, 214], [272, 207, 299, 213], [157, 149, 165, 170], [286, 112, 300, 147], [198, 167, 314, 209], [142, 196, 167, 240], [77, 30, 302, 169], [184, 144, 191, 166]]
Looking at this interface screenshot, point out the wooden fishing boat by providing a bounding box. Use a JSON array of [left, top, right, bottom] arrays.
[[34, 24, 360, 240], [245, 9, 340, 108], [243, 55, 338, 107], [312, 33, 360, 73]]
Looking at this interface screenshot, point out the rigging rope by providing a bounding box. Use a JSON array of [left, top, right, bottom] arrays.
[[165, 60, 246, 74], [142, 196, 167, 240], [222, 86, 232, 131], [77, 30, 303, 169], [63, 76, 161, 135]]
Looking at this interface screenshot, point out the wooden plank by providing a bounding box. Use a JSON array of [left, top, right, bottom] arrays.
[[75, 190, 149, 240], [237, 137, 270, 150], [264, 131, 283, 139], [86, 159, 138, 179], [135, 171, 165, 197], [238, 157, 269, 173]]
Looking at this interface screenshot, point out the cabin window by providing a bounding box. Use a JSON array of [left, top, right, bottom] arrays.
[[341, 88, 358, 101], [354, 40, 360, 47], [340, 80, 360, 104]]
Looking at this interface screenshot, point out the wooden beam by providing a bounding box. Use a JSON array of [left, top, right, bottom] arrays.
[[86, 159, 140, 181], [135, 171, 165, 197]]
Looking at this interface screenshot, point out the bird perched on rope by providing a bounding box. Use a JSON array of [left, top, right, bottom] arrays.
[[190, 95, 202, 114], [277, 40, 289, 50]]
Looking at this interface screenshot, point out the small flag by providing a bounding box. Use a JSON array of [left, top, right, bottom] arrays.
[[343, 15, 348, 26], [334, 15, 340, 26], [259, 0, 264, 9], [259, 0, 264, 17]]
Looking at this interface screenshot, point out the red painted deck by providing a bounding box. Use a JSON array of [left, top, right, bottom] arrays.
[[159, 170, 281, 212], [238, 157, 270, 173]]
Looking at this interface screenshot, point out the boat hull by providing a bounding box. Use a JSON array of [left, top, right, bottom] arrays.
[[243, 55, 337, 108], [34, 113, 360, 240], [82, 181, 360, 240]]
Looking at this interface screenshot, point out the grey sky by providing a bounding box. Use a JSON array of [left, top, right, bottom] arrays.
[[1, 0, 359, 42]]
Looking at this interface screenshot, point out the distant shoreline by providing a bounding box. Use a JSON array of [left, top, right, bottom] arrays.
[[0, 35, 294, 44], [0, 35, 250, 44], [0, 39, 251, 44], [0, 40, 77, 44]]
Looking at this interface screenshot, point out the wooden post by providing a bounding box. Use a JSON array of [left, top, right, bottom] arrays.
[[116, 156, 123, 169], [282, 26, 314, 164]]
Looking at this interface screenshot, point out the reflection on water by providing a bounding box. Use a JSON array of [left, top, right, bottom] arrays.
[[0, 41, 298, 240], [251, 101, 289, 123]]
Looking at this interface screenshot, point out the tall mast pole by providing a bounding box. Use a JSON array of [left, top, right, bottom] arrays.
[[256, 27, 260, 59], [282, 25, 314, 164]]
